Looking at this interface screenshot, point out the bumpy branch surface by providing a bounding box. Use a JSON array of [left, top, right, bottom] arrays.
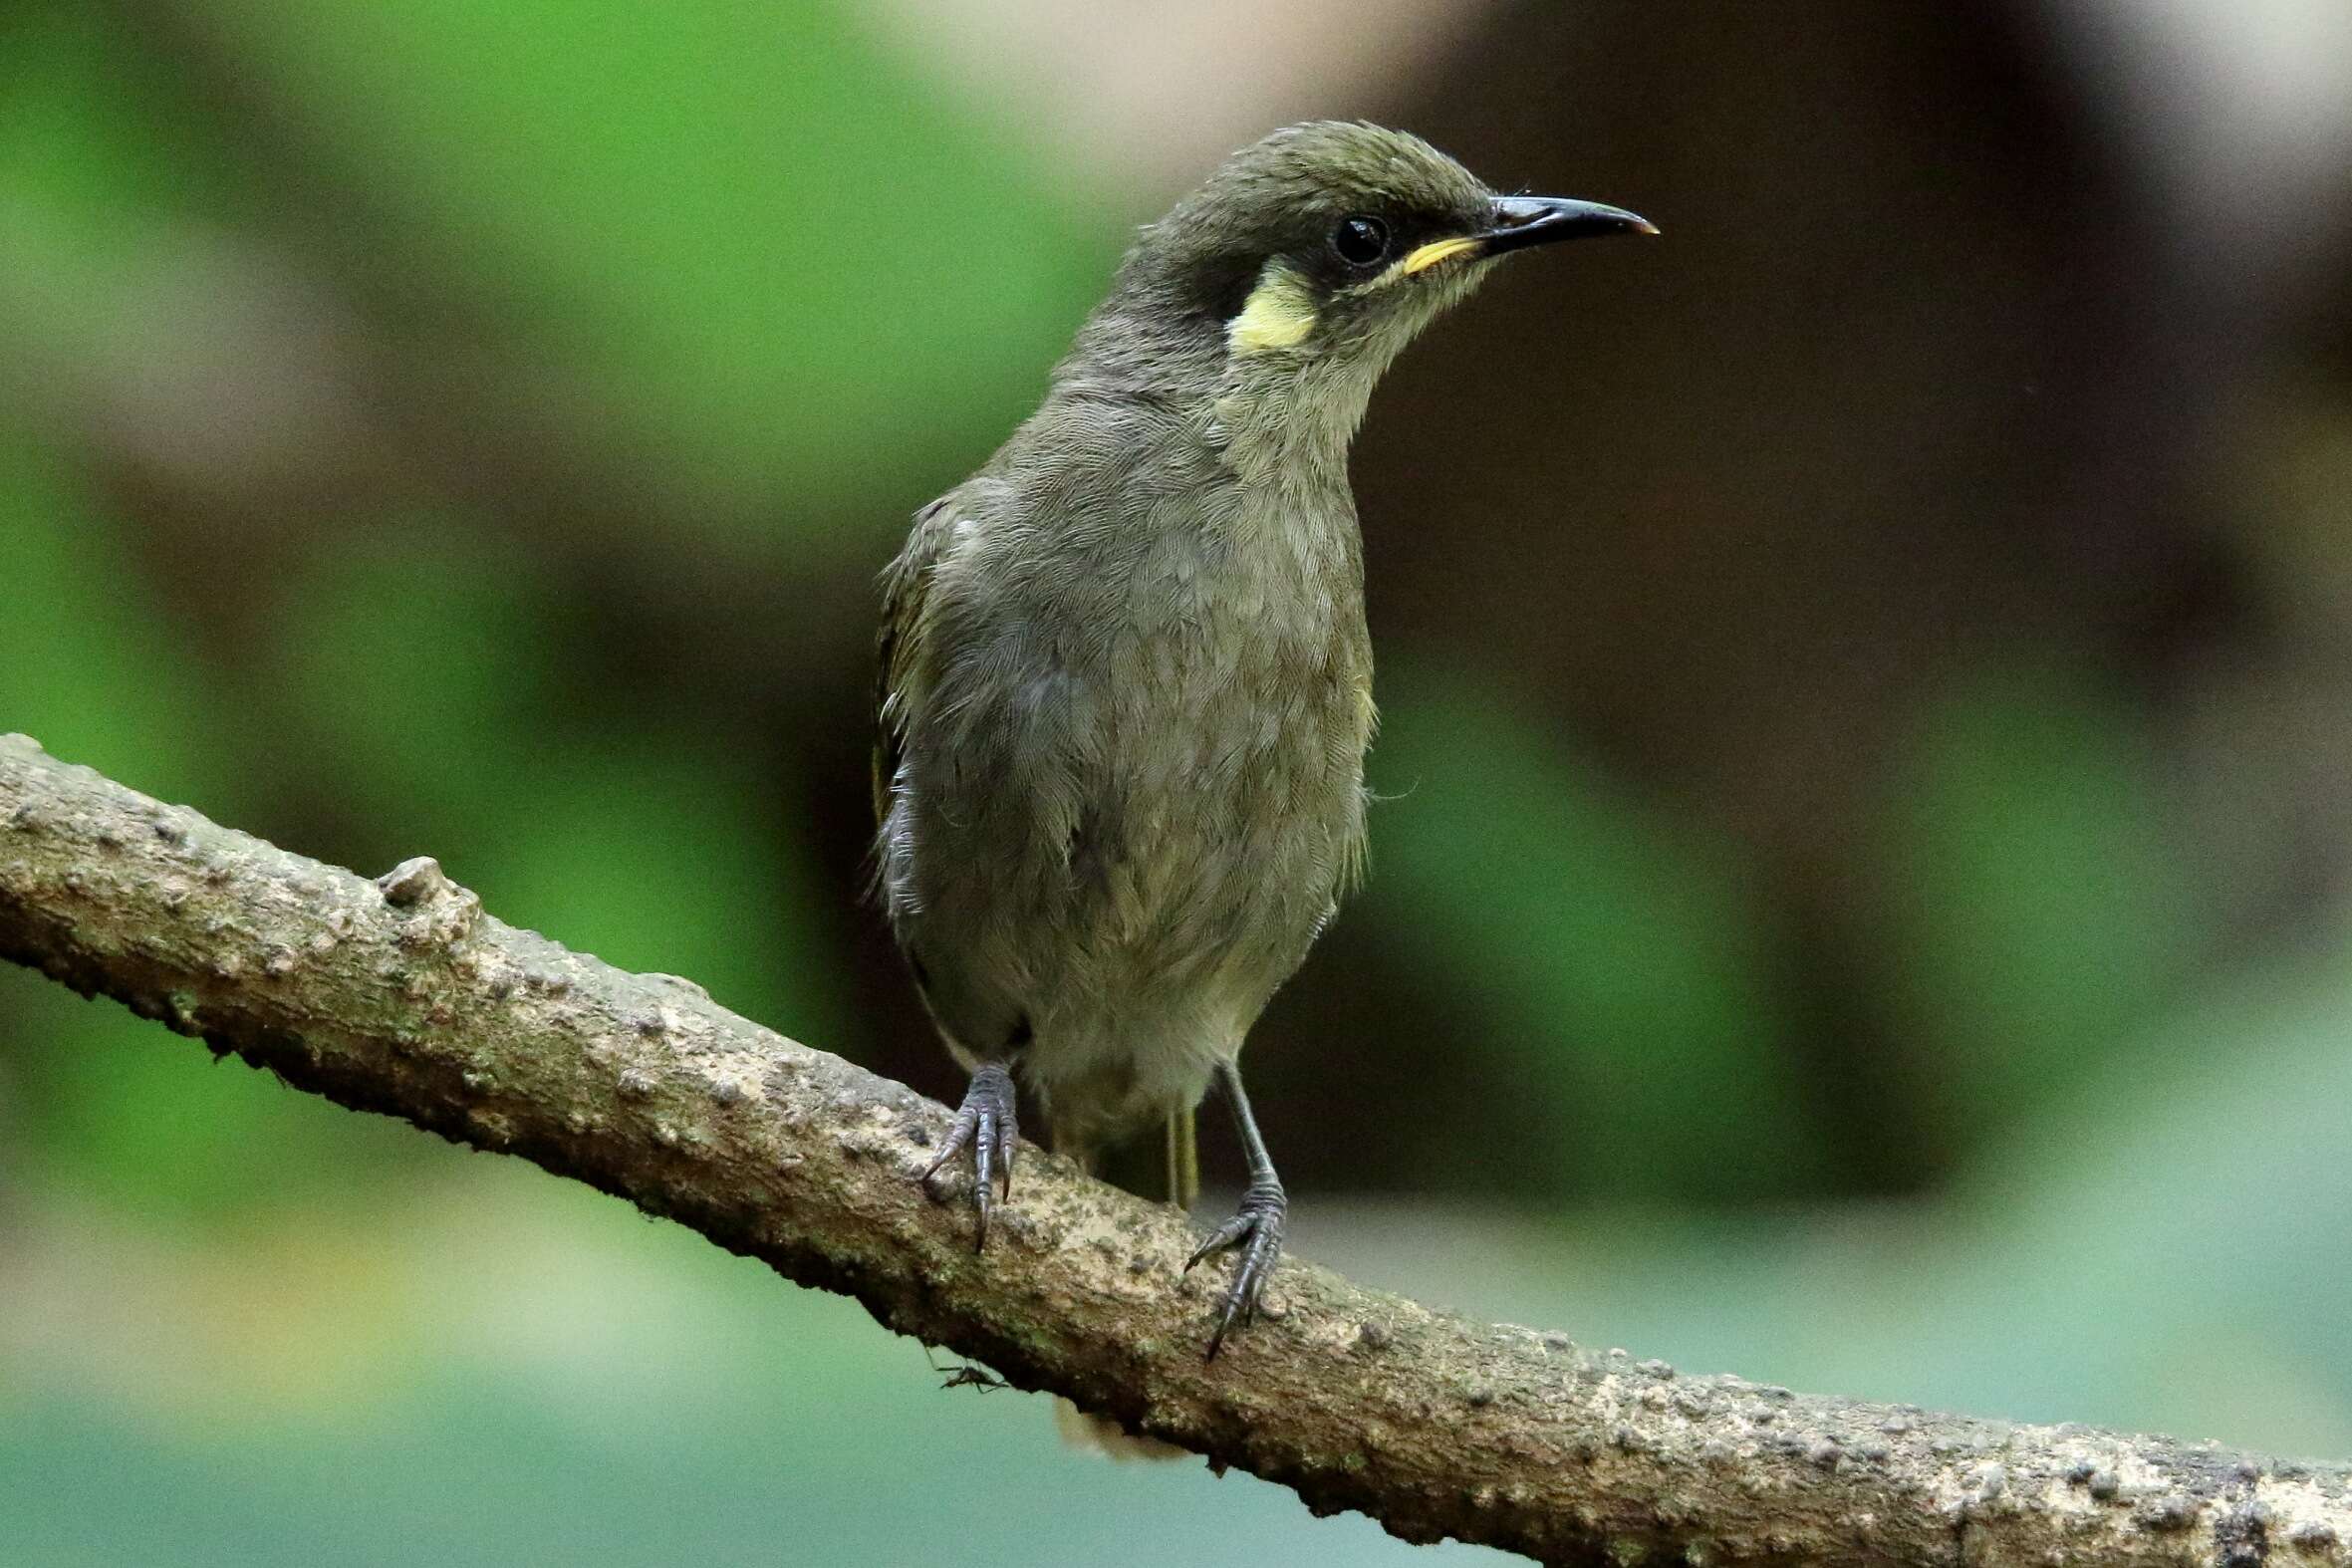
[[0, 732, 2344, 1566]]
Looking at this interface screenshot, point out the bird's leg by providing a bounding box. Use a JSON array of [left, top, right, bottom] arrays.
[[1183, 1059, 1287, 1359], [920, 1061, 1018, 1251]]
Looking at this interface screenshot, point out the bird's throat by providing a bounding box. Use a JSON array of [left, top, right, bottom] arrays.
[[1212, 356, 1381, 487]]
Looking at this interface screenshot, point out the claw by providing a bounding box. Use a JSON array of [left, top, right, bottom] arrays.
[[918, 1062, 1019, 1250], [918, 1105, 977, 1186], [1182, 1216, 1250, 1273], [1186, 1180, 1285, 1360]]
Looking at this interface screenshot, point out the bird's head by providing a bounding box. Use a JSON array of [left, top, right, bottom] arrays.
[[1077, 122, 1653, 447]]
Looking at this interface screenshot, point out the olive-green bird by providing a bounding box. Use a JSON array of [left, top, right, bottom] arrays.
[[875, 121, 1653, 1357]]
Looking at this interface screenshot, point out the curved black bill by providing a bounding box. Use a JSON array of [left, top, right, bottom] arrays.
[[1480, 194, 1659, 254]]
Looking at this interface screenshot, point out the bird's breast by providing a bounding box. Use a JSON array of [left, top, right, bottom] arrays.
[[1064, 497, 1372, 961]]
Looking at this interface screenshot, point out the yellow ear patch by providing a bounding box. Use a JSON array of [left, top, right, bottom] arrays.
[[1401, 236, 1482, 275], [1227, 264, 1317, 355]]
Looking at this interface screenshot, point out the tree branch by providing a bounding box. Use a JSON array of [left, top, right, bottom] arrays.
[[0, 732, 2342, 1565]]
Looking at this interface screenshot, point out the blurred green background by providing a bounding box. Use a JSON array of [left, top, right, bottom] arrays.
[[6, 0, 2352, 1561]]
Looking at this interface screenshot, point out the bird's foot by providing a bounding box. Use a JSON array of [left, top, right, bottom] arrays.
[[1184, 1176, 1286, 1360], [919, 1062, 1017, 1250]]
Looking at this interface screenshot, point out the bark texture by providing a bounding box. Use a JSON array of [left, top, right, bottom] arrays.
[[0, 731, 2345, 1566]]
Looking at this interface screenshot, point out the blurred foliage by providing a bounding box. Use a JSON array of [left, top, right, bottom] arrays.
[[207, 0, 1109, 517], [1366, 668, 1824, 1201], [3, 0, 2351, 1562], [1873, 661, 2194, 1143], [0, 437, 235, 813]]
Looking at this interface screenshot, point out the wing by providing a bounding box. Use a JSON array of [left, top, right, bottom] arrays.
[[872, 493, 959, 829]]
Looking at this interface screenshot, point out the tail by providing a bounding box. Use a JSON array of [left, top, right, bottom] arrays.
[[1164, 1104, 1200, 1212], [1046, 1108, 1198, 1460], [1051, 1398, 1189, 1460], [1051, 1108, 1199, 1210]]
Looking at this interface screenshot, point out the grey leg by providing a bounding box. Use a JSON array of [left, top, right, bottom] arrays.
[[920, 1061, 1018, 1251], [1183, 1059, 1287, 1359]]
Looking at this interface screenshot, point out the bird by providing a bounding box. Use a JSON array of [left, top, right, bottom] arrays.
[[874, 121, 1653, 1358]]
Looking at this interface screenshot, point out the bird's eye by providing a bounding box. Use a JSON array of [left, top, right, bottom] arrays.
[[1331, 215, 1391, 268]]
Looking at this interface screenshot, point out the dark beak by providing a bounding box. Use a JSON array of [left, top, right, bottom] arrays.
[[1479, 194, 1659, 255]]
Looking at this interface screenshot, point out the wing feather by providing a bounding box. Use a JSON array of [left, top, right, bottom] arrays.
[[872, 495, 959, 828]]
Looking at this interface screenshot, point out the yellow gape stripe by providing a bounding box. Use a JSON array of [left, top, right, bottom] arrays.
[[1227, 264, 1317, 354], [1401, 235, 1481, 275]]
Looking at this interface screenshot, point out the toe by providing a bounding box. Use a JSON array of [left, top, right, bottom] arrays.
[[1184, 1215, 1252, 1272], [1196, 1202, 1285, 1359], [992, 1115, 1017, 1201], [919, 1105, 978, 1186], [918, 1067, 1024, 1252], [971, 1104, 999, 1248]]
